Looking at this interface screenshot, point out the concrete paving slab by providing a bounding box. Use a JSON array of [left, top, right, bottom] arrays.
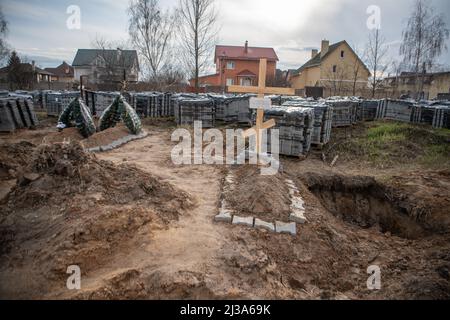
[[275, 221, 297, 235], [232, 216, 254, 228], [254, 218, 275, 232]]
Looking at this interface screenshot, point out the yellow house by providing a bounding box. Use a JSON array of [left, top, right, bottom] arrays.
[[290, 40, 370, 97]]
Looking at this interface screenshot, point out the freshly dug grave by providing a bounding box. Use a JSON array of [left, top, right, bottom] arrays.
[[0, 141, 192, 299], [224, 166, 291, 221], [44, 124, 134, 149], [299, 172, 436, 240]]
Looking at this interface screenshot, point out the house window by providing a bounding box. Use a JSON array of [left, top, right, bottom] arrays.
[[341, 50, 344, 58], [226, 78, 234, 86], [333, 65, 337, 73], [226, 61, 235, 70]]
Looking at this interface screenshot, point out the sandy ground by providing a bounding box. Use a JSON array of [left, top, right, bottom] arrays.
[[0, 121, 449, 300]]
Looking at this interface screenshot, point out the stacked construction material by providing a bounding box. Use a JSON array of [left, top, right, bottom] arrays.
[[208, 94, 250, 123], [174, 97, 215, 128], [382, 99, 415, 123], [92, 92, 121, 116], [431, 103, 450, 129], [358, 100, 379, 121], [134, 92, 163, 118], [283, 100, 333, 146], [0, 97, 39, 132], [268, 95, 282, 106], [161, 92, 174, 117], [326, 98, 359, 127], [236, 95, 251, 124], [43, 91, 80, 116], [411, 102, 436, 126], [57, 98, 96, 138], [263, 106, 315, 157]]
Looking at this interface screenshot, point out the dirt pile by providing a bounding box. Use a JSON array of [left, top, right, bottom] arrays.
[[0, 140, 192, 299], [0, 141, 35, 180], [43, 124, 133, 149], [224, 166, 291, 221]]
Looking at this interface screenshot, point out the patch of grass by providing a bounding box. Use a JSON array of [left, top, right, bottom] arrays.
[[328, 121, 450, 169]]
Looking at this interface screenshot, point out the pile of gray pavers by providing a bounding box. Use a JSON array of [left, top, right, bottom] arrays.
[[374, 99, 450, 129], [208, 94, 251, 124], [326, 97, 359, 127], [282, 99, 333, 147], [0, 95, 39, 132], [133, 92, 173, 118], [43, 91, 80, 116], [262, 105, 315, 157], [173, 96, 216, 128], [358, 100, 379, 121]]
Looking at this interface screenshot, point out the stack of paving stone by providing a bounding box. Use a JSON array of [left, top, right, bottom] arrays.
[[268, 95, 282, 106], [92, 92, 121, 116], [326, 98, 359, 127], [134, 92, 163, 118], [282, 100, 333, 146], [263, 106, 314, 157], [43, 91, 80, 116], [358, 100, 379, 121], [431, 103, 450, 129], [174, 96, 215, 128], [208, 94, 237, 122], [161, 92, 174, 117], [382, 99, 415, 123], [0, 96, 39, 132], [411, 102, 436, 125], [235, 95, 251, 124]]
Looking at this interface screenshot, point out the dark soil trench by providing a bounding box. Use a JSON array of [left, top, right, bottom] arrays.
[[301, 173, 426, 239]]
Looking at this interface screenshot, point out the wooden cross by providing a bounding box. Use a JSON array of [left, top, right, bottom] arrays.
[[228, 58, 295, 154]]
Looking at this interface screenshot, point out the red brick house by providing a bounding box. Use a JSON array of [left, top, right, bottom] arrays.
[[191, 41, 279, 90]]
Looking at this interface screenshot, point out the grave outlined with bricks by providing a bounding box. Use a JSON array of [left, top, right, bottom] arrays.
[[214, 171, 307, 236]]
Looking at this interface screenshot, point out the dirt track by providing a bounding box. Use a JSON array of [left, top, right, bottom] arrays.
[[0, 123, 449, 300]]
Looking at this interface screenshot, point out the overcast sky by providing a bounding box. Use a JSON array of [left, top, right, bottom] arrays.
[[2, 0, 450, 74]]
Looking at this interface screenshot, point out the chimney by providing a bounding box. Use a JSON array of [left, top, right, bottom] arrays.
[[244, 41, 248, 54], [31, 60, 36, 72], [321, 40, 330, 58], [311, 49, 318, 59]]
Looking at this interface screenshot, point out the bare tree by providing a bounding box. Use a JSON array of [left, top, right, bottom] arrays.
[[128, 0, 176, 83], [348, 45, 365, 97], [91, 36, 132, 85], [366, 29, 389, 98], [400, 0, 449, 100], [0, 6, 10, 65], [178, 0, 219, 91]]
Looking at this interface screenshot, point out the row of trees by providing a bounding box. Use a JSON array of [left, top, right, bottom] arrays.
[[364, 0, 449, 99], [125, 0, 218, 91]]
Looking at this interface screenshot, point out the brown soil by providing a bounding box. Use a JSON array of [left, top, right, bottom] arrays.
[[224, 166, 291, 221], [44, 124, 132, 149], [0, 122, 449, 300], [0, 140, 192, 299]]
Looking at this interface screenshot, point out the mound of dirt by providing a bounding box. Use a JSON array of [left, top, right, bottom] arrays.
[[0, 140, 192, 299], [0, 141, 35, 180], [44, 124, 133, 149], [224, 166, 291, 221]]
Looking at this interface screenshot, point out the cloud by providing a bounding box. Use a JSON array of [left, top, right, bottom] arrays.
[[2, 0, 449, 71]]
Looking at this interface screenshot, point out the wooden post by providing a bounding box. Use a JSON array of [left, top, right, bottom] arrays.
[[228, 59, 296, 155]]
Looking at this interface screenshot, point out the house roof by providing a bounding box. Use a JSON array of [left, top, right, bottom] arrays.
[[215, 45, 279, 62], [45, 61, 74, 78], [237, 69, 257, 77], [292, 40, 369, 76], [72, 49, 139, 69], [0, 63, 54, 76]]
